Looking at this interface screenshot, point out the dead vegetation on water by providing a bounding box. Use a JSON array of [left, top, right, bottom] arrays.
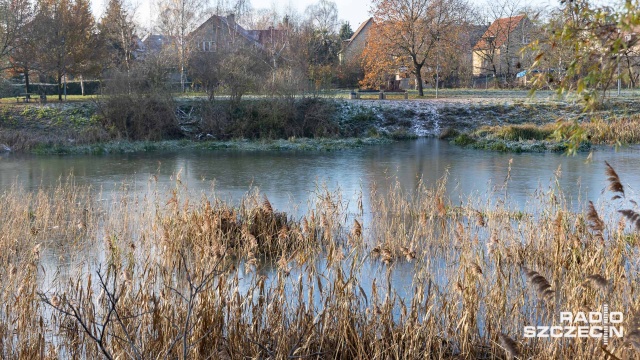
[[1, 164, 640, 359]]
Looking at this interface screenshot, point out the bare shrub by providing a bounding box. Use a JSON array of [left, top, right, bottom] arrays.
[[197, 97, 339, 139], [97, 69, 181, 140]]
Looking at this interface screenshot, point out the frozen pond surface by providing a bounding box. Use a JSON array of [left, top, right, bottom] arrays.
[[2, 138, 639, 210]]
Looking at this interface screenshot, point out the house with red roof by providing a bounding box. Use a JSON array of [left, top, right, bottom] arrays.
[[472, 15, 532, 80]]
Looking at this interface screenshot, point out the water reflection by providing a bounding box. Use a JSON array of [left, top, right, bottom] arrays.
[[2, 140, 640, 212]]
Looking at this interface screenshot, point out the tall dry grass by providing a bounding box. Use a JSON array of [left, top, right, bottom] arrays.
[[580, 114, 640, 144], [0, 165, 639, 359]]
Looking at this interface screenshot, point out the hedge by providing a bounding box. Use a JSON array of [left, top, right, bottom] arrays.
[[8, 81, 102, 96]]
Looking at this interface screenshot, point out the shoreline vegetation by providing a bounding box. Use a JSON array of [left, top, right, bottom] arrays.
[[31, 137, 395, 155], [2, 164, 640, 358], [1, 91, 640, 154]]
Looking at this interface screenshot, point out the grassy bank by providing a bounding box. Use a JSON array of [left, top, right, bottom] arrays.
[[440, 98, 640, 153], [1, 164, 640, 358], [3, 95, 640, 154], [444, 114, 640, 153], [0, 98, 414, 154], [442, 124, 587, 153]]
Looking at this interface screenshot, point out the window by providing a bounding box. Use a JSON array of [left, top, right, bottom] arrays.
[[199, 41, 215, 52]]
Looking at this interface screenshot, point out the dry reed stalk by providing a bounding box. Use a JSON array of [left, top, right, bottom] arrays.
[[587, 201, 605, 233], [619, 209, 640, 231], [475, 211, 486, 227], [351, 219, 362, 239], [605, 161, 625, 199], [470, 261, 483, 278], [498, 333, 521, 359], [582, 274, 609, 293], [625, 311, 640, 351], [523, 267, 555, 300]]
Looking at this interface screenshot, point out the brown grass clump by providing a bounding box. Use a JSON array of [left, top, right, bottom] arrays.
[[1, 162, 640, 359], [159, 190, 305, 259]]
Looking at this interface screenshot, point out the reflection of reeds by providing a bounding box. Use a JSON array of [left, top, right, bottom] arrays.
[[0, 163, 639, 358]]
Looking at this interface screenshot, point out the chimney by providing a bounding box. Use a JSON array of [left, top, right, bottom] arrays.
[[227, 13, 235, 28]]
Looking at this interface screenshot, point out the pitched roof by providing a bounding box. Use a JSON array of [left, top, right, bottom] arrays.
[[141, 34, 176, 53], [473, 15, 525, 50], [340, 17, 374, 56], [246, 28, 288, 47], [189, 14, 262, 48], [349, 18, 374, 42]]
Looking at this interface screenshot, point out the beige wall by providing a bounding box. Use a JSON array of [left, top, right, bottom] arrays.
[[190, 15, 252, 52], [341, 20, 373, 65], [473, 18, 531, 78]]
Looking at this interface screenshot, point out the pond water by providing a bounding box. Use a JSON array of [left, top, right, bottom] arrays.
[[4, 138, 640, 333], [1, 139, 639, 211]]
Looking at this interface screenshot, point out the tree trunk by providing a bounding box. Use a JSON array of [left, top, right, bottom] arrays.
[[626, 56, 635, 88], [57, 71, 63, 101], [491, 64, 498, 88], [181, 63, 186, 93], [415, 63, 424, 96], [24, 69, 30, 94]]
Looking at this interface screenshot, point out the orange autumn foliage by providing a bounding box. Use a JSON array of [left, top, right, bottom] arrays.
[[361, 0, 472, 95]]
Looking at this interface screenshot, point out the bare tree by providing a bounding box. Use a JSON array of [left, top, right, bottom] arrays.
[[39, 253, 222, 360], [8, 21, 37, 93], [39, 267, 144, 360], [33, 0, 98, 100], [0, 0, 31, 65], [221, 45, 269, 102], [188, 49, 222, 100], [156, 0, 209, 92], [304, 0, 338, 33]]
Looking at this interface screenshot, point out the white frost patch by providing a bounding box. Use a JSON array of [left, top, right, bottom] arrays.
[[337, 99, 441, 137]]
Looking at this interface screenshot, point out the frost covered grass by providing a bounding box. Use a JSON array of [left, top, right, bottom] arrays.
[[2, 164, 640, 358], [4, 95, 640, 154], [448, 108, 640, 153], [29, 137, 393, 155]]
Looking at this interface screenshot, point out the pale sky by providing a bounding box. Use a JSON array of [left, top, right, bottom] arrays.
[[90, 0, 576, 34], [91, 0, 377, 32]]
